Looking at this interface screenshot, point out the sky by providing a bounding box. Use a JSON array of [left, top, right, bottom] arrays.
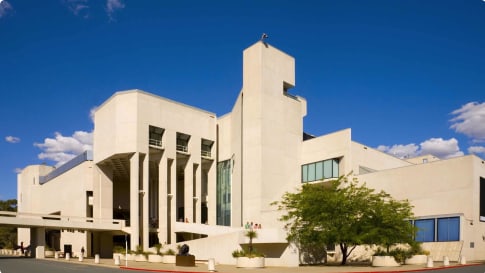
[[0, 0, 484, 200]]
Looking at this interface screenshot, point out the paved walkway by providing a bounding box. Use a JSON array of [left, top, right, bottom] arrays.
[[41, 257, 483, 273]]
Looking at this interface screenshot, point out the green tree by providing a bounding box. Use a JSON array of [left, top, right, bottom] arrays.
[[273, 176, 415, 265], [0, 199, 18, 249]]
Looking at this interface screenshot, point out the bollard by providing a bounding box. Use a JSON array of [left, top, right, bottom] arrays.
[[426, 256, 434, 268], [65, 253, 70, 261], [443, 256, 449, 266], [54, 252, 59, 259], [460, 255, 466, 265], [95, 254, 100, 264], [114, 255, 120, 266], [79, 255, 83, 262], [208, 258, 216, 272]]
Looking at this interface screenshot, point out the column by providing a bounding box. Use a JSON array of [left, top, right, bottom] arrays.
[[130, 152, 140, 251], [184, 162, 193, 223], [142, 153, 149, 250], [194, 164, 202, 223], [159, 156, 168, 244], [169, 159, 176, 244]]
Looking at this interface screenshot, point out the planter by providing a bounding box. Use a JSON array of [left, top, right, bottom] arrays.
[[162, 255, 176, 264], [135, 254, 148, 262], [372, 256, 400, 267], [125, 254, 135, 261], [236, 257, 265, 268], [405, 255, 428, 265], [148, 254, 163, 263]]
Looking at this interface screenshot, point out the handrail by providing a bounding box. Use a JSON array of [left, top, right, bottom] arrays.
[[149, 139, 163, 147], [176, 144, 188, 153], [201, 150, 211, 157]]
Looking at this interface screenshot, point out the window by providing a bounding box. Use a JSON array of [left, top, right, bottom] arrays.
[[149, 126, 164, 147], [216, 160, 231, 226], [415, 219, 435, 242], [201, 139, 214, 158], [301, 158, 340, 183], [437, 217, 459, 241], [413, 216, 460, 242], [176, 132, 190, 153]]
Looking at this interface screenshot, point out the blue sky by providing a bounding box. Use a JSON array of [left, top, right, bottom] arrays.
[[1, 0, 484, 200]]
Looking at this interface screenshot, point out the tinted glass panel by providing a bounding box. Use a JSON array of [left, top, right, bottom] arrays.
[[415, 219, 435, 242], [437, 217, 459, 241], [315, 162, 323, 180]]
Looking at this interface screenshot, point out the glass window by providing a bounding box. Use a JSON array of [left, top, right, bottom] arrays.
[[307, 164, 316, 181], [323, 160, 332, 179], [302, 165, 308, 182], [437, 217, 459, 241], [217, 160, 231, 226], [415, 219, 435, 242], [332, 159, 339, 178], [315, 162, 323, 180]]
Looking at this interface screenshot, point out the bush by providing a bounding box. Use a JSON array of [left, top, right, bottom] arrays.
[[164, 248, 176, 255], [231, 248, 264, 258], [113, 245, 125, 253]]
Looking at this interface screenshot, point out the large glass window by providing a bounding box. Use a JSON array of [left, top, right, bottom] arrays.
[[437, 217, 459, 241], [415, 219, 435, 242], [216, 160, 231, 226], [302, 158, 340, 183]]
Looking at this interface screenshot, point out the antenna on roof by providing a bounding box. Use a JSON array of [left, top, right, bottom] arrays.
[[260, 33, 269, 47], [260, 33, 268, 41]]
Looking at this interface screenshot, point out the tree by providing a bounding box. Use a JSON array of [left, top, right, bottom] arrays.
[[0, 199, 17, 249], [272, 176, 415, 265]]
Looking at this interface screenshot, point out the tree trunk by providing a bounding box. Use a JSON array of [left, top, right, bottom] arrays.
[[340, 243, 348, 265]]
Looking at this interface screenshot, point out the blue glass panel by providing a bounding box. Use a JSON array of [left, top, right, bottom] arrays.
[[302, 165, 308, 183], [415, 219, 435, 242], [437, 217, 460, 241], [323, 160, 332, 179], [332, 159, 339, 178], [308, 164, 316, 181], [315, 162, 323, 180]]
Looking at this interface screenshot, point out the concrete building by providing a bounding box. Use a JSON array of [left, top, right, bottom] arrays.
[[17, 41, 485, 266]]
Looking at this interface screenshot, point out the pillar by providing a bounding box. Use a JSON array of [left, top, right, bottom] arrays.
[[130, 152, 140, 251], [142, 153, 149, 250]]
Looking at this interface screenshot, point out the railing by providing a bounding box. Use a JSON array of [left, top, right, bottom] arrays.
[[176, 145, 188, 153], [201, 150, 211, 158], [149, 138, 163, 147]]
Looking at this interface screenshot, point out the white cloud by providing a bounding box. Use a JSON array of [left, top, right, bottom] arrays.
[[377, 143, 419, 159], [5, 135, 20, 143], [419, 138, 464, 159], [468, 146, 485, 156], [0, 0, 13, 18], [378, 137, 464, 159], [106, 0, 124, 20], [450, 102, 485, 142], [64, 0, 89, 18], [34, 131, 93, 167]]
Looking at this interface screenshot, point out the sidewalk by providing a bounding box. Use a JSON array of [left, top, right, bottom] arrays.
[[48, 257, 483, 273]]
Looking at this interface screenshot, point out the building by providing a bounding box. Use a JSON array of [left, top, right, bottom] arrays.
[[17, 41, 485, 266]]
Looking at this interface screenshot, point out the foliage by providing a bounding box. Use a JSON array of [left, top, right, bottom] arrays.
[[232, 248, 264, 258], [272, 176, 416, 265], [153, 243, 163, 255], [164, 248, 176, 255], [232, 229, 264, 258], [0, 199, 17, 249], [113, 245, 126, 253]]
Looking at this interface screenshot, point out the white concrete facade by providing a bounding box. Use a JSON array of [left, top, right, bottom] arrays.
[[16, 41, 485, 265]]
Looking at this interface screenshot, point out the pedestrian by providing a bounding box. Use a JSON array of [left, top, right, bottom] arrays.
[[81, 246, 85, 257]]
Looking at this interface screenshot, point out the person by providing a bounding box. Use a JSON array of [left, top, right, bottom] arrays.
[[81, 246, 85, 257], [258, 223, 262, 229], [20, 241, 24, 254], [244, 221, 250, 229]]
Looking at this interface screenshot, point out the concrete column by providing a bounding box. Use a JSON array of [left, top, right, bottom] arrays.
[[159, 156, 168, 244], [195, 164, 201, 224], [207, 161, 216, 225], [184, 162, 194, 223], [130, 152, 140, 251], [142, 154, 149, 250], [169, 159, 176, 244], [31, 227, 46, 259]]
